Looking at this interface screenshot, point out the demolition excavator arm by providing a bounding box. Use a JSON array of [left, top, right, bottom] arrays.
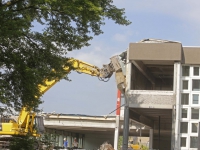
[[0, 56, 126, 137]]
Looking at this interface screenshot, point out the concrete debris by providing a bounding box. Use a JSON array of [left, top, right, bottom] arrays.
[[99, 142, 114, 150]]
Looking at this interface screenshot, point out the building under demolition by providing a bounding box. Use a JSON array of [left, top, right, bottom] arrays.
[[124, 39, 200, 150], [32, 39, 200, 150]]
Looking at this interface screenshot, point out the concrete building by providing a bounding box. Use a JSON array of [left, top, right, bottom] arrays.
[[42, 39, 200, 150], [124, 39, 200, 150], [42, 112, 150, 149]]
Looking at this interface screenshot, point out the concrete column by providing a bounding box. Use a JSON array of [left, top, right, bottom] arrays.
[[126, 50, 132, 91], [114, 90, 121, 150], [171, 105, 176, 150], [122, 102, 129, 150], [59, 135, 64, 147], [67, 135, 71, 147], [171, 62, 178, 150], [79, 136, 82, 148], [122, 58, 131, 150], [114, 116, 120, 150], [174, 62, 181, 150], [56, 135, 59, 147], [149, 129, 153, 149]]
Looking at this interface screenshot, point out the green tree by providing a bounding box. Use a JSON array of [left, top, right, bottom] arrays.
[[118, 136, 123, 150], [9, 133, 59, 150], [0, 0, 131, 110], [9, 135, 37, 150]]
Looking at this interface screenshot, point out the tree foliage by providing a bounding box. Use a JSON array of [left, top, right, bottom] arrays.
[[9, 135, 37, 150], [0, 0, 131, 110]]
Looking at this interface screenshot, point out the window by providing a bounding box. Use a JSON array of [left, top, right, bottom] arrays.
[[180, 137, 186, 147], [192, 80, 200, 91], [181, 94, 189, 105], [191, 123, 198, 133], [192, 94, 199, 104], [182, 80, 188, 90], [181, 108, 187, 118], [190, 137, 198, 148], [180, 122, 188, 133], [180, 66, 200, 149], [194, 67, 199, 76], [182, 66, 190, 76], [191, 108, 199, 119]]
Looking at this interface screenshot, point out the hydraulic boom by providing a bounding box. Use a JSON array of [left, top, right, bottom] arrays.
[[0, 58, 117, 137]]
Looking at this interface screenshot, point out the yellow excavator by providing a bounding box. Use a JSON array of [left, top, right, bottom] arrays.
[[0, 55, 126, 139]]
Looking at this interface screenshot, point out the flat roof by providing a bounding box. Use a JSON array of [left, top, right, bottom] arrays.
[[128, 39, 200, 65]]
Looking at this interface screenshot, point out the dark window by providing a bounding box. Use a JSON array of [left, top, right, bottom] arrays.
[[194, 67, 199, 76], [180, 122, 188, 133], [192, 80, 200, 91], [181, 94, 189, 105], [182, 66, 190, 76]]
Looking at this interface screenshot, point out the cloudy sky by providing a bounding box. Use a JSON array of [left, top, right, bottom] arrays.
[[39, 0, 200, 115]]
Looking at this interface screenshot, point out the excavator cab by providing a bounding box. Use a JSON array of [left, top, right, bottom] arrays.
[[0, 114, 44, 149], [34, 116, 45, 134]]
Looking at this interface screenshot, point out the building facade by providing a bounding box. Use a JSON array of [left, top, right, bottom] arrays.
[[125, 39, 200, 150]]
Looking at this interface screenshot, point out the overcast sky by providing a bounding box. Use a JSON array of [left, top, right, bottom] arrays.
[[39, 0, 200, 115]]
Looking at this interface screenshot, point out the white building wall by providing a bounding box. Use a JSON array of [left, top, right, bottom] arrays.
[[174, 62, 181, 150], [179, 65, 200, 149]]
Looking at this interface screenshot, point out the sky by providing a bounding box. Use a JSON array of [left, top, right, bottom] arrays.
[[39, 0, 200, 116]]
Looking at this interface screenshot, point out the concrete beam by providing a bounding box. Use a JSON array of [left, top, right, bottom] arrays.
[[128, 90, 174, 109], [129, 109, 153, 128], [44, 119, 116, 128], [128, 42, 182, 61], [132, 60, 155, 85]]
